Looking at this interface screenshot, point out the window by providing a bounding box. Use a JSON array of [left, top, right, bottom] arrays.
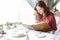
[[0, 0, 19, 24], [0, 0, 37, 24], [20, 0, 36, 24], [55, 1, 60, 12], [52, 0, 60, 12]]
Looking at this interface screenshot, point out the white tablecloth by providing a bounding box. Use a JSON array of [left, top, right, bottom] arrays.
[[0, 24, 60, 40]]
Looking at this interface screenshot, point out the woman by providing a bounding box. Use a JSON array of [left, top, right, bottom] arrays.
[[34, 1, 57, 33], [22, 1, 57, 33]]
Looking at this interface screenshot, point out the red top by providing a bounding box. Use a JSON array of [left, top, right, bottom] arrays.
[[36, 13, 57, 31]]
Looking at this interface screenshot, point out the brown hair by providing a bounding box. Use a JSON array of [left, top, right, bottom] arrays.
[[34, 1, 52, 17]]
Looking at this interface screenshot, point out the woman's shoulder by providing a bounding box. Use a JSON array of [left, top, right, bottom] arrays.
[[47, 12, 55, 19], [48, 12, 54, 17]]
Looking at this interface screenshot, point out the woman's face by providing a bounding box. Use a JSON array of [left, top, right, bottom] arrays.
[[36, 5, 44, 15]]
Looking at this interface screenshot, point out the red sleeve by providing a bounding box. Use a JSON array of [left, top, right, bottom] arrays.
[[51, 15, 57, 31]]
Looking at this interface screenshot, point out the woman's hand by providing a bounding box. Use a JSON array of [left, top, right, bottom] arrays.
[[48, 30, 55, 34], [21, 23, 34, 30]]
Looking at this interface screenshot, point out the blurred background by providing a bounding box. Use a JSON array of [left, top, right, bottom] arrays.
[[0, 0, 60, 26]]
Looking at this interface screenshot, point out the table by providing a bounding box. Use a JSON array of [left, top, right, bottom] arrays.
[[0, 24, 60, 40]]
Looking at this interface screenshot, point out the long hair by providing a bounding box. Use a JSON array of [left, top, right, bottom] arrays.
[[34, 1, 52, 17]]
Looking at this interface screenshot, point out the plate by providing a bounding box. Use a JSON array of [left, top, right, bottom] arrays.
[[13, 33, 26, 38], [36, 33, 47, 38]]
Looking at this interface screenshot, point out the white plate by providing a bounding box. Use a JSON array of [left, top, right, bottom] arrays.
[[36, 33, 47, 38]]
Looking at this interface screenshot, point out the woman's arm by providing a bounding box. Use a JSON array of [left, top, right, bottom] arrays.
[[32, 22, 51, 32], [21, 23, 34, 30], [22, 22, 51, 32], [21, 21, 44, 29], [49, 15, 57, 34]]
